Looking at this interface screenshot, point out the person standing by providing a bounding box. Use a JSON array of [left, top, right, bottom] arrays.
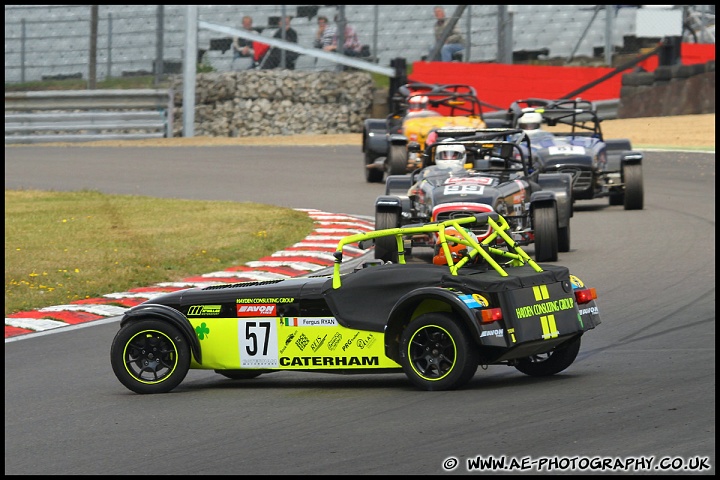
[[431, 6, 464, 62]]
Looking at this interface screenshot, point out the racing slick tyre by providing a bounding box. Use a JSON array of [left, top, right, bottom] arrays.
[[374, 210, 401, 263], [622, 164, 644, 210], [558, 222, 570, 253], [111, 319, 191, 394], [532, 205, 559, 262], [514, 335, 581, 376], [387, 145, 409, 177], [399, 312, 479, 391], [215, 370, 264, 380], [365, 150, 384, 183]]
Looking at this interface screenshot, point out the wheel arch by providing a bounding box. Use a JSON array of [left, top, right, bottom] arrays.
[[384, 288, 479, 364], [120, 304, 202, 365]]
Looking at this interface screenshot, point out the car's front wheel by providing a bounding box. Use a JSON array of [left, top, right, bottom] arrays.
[[514, 335, 581, 376], [399, 312, 479, 391], [111, 319, 191, 394], [374, 210, 401, 263], [533, 205, 559, 262]]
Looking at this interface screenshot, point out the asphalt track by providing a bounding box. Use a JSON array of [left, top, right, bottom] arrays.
[[4, 144, 716, 475]]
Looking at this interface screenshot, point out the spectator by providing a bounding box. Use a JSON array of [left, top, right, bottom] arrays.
[[260, 16, 299, 69], [232, 15, 262, 69], [323, 14, 363, 57], [430, 6, 465, 62], [313, 15, 335, 49]]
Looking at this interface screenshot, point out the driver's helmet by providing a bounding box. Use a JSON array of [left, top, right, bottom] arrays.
[[518, 111, 543, 131], [432, 228, 478, 265], [408, 95, 429, 111], [435, 144, 466, 169]]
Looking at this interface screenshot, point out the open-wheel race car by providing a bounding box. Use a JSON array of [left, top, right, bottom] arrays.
[[506, 98, 644, 210], [110, 213, 601, 394], [374, 127, 573, 263], [362, 83, 499, 183]]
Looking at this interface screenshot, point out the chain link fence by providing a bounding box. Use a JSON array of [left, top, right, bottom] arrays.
[[5, 5, 715, 85]]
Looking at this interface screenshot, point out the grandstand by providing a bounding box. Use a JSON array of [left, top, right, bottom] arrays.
[[4, 5, 714, 84]]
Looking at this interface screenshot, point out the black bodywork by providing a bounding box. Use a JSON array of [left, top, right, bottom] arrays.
[[110, 213, 602, 394]]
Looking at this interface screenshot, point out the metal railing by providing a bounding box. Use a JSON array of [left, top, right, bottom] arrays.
[[4, 89, 174, 144]]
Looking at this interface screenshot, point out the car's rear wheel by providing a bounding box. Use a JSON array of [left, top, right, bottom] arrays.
[[111, 319, 191, 394], [364, 149, 384, 183], [514, 335, 581, 376], [623, 163, 644, 210], [374, 210, 400, 263], [532, 205, 558, 262], [215, 370, 264, 380], [387, 145, 408, 176], [399, 312, 479, 391]]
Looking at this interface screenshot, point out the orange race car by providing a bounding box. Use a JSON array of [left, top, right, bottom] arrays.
[[362, 83, 501, 183]]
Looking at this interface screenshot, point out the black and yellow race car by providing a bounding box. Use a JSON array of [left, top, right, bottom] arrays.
[[111, 213, 601, 394]]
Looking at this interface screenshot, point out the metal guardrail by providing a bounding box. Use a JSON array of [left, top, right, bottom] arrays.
[[4, 89, 174, 144]]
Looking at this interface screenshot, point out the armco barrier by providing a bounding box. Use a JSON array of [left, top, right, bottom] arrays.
[[4, 89, 174, 144]]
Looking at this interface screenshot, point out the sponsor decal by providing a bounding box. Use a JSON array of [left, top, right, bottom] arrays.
[[356, 333, 376, 349], [342, 331, 360, 351], [283, 317, 338, 327], [237, 297, 294, 304], [237, 304, 276, 317], [327, 332, 343, 351], [279, 356, 380, 367], [473, 294, 490, 307], [579, 306, 599, 316], [311, 334, 327, 352], [480, 328, 504, 338], [515, 298, 575, 319], [570, 275, 585, 288], [458, 294, 488, 309], [295, 332, 310, 351], [279, 331, 297, 355], [187, 305, 221, 316], [195, 322, 210, 340], [445, 176, 494, 186]]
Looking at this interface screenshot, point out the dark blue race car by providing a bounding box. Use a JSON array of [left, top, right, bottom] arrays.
[[507, 98, 644, 211]]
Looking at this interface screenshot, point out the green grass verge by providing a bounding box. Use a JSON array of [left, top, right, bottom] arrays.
[[4, 189, 315, 316]]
